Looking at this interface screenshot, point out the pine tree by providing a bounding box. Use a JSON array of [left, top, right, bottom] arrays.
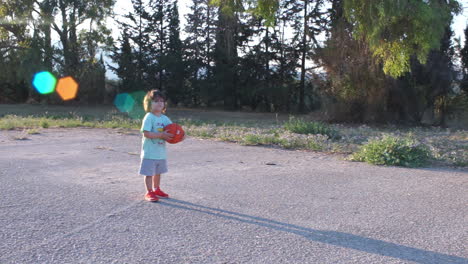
[[119, 0, 152, 91], [214, 1, 242, 110], [409, 25, 456, 125], [237, 13, 283, 111], [166, 1, 185, 104], [109, 28, 137, 93], [184, 0, 218, 105], [147, 0, 173, 92], [284, 0, 327, 112], [461, 25, 468, 93]]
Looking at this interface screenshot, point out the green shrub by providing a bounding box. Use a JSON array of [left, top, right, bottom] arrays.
[[40, 120, 49, 128], [243, 134, 263, 145], [242, 134, 285, 146], [351, 135, 431, 167], [284, 117, 340, 139]]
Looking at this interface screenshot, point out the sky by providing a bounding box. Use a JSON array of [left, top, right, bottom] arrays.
[[106, 0, 468, 79]]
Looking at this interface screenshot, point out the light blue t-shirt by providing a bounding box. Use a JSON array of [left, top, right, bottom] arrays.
[[140, 112, 172, 159]]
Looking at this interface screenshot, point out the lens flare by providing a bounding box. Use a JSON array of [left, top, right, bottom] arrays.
[[128, 90, 147, 119], [114, 93, 135, 113], [56, 76, 79, 101], [32, 71, 57, 94]]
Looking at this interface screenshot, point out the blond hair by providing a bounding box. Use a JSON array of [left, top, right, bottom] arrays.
[[143, 89, 167, 113]]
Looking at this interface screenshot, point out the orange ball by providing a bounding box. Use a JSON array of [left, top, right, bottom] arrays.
[[164, 123, 185, 144]]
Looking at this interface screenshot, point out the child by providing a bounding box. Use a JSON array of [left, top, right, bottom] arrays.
[[139, 89, 178, 202]]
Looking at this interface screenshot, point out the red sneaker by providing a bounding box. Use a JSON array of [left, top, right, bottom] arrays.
[[144, 191, 159, 202], [154, 188, 169, 198]]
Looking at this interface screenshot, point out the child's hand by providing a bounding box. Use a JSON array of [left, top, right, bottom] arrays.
[[160, 132, 174, 141]]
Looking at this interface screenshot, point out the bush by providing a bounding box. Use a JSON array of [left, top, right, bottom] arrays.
[[242, 133, 285, 146], [351, 135, 431, 167], [40, 120, 49, 128], [284, 117, 340, 139]]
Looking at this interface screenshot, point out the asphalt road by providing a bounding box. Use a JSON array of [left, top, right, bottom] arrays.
[[1, 128, 467, 264]]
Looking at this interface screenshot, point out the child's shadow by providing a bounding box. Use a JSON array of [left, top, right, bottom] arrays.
[[160, 199, 467, 264]]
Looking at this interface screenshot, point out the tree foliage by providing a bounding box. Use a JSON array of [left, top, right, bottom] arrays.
[[343, 0, 461, 77]]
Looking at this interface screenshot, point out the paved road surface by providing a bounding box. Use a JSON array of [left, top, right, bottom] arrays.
[[1, 128, 467, 263]]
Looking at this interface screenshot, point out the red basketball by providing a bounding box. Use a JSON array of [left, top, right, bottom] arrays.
[[164, 123, 185, 144]]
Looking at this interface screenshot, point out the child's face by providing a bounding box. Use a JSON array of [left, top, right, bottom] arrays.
[[151, 97, 165, 113]]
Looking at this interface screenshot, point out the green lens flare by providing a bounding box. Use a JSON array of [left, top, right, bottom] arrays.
[[114, 93, 135, 113], [128, 91, 146, 119]]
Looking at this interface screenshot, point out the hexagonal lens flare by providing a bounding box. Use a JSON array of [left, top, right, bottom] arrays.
[[114, 93, 135, 113], [32, 71, 57, 94], [128, 91, 146, 119], [56, 76, 79, 101]]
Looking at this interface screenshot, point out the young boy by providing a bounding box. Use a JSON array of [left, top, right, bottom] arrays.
[[139, 89, 174, 202]]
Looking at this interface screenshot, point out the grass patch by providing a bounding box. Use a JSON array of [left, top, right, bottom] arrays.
[[26, 129, 40, 134], [186, 125, 217, 138], [0, 115, 140, 130], [284, 117, 340, 139], [1, 104, 466, 168], [242, 134, 285, 146], [350, 135, 432, 167]]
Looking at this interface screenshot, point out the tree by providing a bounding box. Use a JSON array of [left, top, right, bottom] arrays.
[[147, 0, 173, 91], [461, 25, 468, 93], [47, 0, 114, 77], [343, 0, 461, 78], [166, 1, 185, 104], [117, 0, 152, 92], [234, 0, 461, 78], [109, 28, 138, 93], [283, 0, 327, 112], [184, 0, 218, 105], [237, 2, 295, 112], [213, 0, 243, 110], [406, 25, 456, 125], [0, 0, 41, 102], [317, 0, 393, 122]]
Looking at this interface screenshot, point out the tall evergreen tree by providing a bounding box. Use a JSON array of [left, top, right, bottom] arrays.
[[461, 25, 468, 93], [109, 28, 137, 93], [283, 0, 327, 112], [118, 0, 152, 91], [272, 1, 301, 112], [184, 0, 218, 105], [213, 1, 242, 110], [147, 0, 173, 92], [237, 12, 287, 112], [408, 25, 457, 125], [166, 1, 185, 104]]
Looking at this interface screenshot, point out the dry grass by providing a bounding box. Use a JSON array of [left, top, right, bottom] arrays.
[[1, 104, 466, 168]]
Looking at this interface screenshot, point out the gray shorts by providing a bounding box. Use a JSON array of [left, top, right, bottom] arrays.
[[139, 159, 168, 176]]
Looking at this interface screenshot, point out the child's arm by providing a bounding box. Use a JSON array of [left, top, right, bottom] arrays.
[[143, 131, 173, 140], [143, 131, 160, 139]]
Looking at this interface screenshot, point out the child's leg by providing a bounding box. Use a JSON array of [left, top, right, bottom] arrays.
[[152, 174, 168, 198], [152, 174, 161, 190], [145, 176, 153, 192]]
